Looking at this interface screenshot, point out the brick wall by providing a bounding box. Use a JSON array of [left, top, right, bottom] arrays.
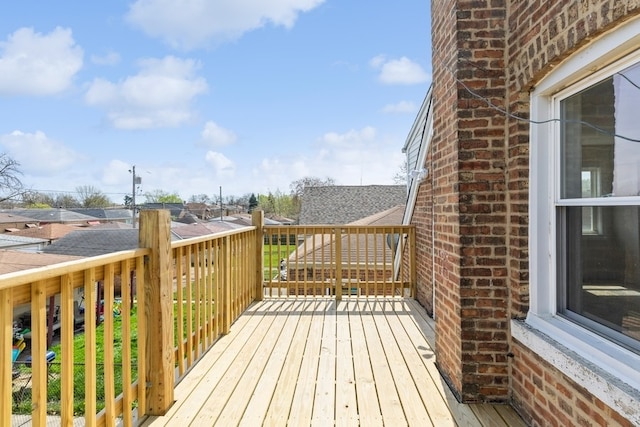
[[505, 1, 640, 424], [427, 0, 640, 422], [430, 0, 510, 402], [412, 150, 434, 313], [430, 0, 464, 397], [511, 343, 634, 427]]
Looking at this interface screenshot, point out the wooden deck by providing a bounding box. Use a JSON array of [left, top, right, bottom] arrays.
[[140, 298, 526, 427]]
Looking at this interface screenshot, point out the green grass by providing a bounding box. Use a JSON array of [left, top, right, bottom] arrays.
[[21, 305, 140, 415], [263, 244, 296, 279]]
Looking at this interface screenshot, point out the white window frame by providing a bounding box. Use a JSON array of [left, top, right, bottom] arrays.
[[580, 168, 601, 234], [516, 16, 640, 424]]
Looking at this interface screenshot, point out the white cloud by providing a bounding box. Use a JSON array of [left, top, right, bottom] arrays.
[[370, 55, 429, 85], [321, 126, 376, 147], [84, 56, 208, 129], [369, 55, 386, 69], [0, 130, 83, 174], [91, 51, 121, 66], [382, 101, 416, 114], [252, 126, 404, 191], [201, 121, 237, 147], [205, 151, 236, 177], [101, 159, 133, 186], [0, 27, 83, 96], [125, 0, 325, 50]]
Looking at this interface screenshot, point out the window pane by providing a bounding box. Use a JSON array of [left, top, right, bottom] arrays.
[[562, 206, 640, 349], [560, 61, 640, 199]]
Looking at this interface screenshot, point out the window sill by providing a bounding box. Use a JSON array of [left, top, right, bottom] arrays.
[[511, 317, 640, 425]]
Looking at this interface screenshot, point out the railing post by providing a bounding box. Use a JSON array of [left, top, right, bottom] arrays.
[[139, 210, 174, 415], [252, 210, 264, 301], [335, 227, 342, 301], [222, 235, 232, 334], [0, 289, 12, 427], [409, 226, 417, 298]]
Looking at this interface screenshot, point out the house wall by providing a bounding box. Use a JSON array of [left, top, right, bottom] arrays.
[[505, 1, 640, 426], [412, 157, 434, 313], [429, 0, 510, 403], [425, 0, 640, 425]]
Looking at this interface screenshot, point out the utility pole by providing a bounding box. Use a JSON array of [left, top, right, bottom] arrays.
[[130, 165, 141, 228], [219, 186, 223, 221]]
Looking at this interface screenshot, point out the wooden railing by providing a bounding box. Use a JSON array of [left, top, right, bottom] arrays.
[[262, 224, 416, 300], [1, 210, 259, 427], [0, 210, 415, 426]]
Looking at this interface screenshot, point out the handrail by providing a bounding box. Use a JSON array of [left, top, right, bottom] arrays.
[[262, 224, 416, 300]]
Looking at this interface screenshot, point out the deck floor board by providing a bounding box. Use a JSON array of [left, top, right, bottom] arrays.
[[141, 298, 526, 427]]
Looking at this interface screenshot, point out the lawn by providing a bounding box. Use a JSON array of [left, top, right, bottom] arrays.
[[14, 304, 140, 415], [264, 244, 297, 279]]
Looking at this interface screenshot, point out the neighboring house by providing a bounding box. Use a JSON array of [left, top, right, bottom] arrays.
[[0, 234, 49, 252], [0, 250, 82, 275], [185, 203, 212, 220], [87, 222, 133, 230], [141, 203, 187, 221], [42, 229, 142, 257], [287, 205, 405, 293], [7, 223, 81, 244], [68, 208, 132, 224], [231, 213, 283, 227], [298, 185, 406, 225], [410, 3, 640, 426], [0, 212, 38, 233], [1, 209, 99, 226], [171, 221, 247, 239], [266, 215, 295, 225]]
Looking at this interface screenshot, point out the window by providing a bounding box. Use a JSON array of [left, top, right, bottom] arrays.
[[524, 17, 640, 419], [556, 59, 640, 351]]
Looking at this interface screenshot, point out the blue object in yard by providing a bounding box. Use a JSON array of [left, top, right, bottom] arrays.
[[25, 350, 56, 364]]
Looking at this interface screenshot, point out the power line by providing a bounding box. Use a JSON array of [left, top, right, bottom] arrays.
[[24, 189, 130, 196], [435, 56, 640, 143]]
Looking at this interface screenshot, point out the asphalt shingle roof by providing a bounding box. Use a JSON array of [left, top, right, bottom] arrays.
[[1, 209, 98, 223], [298, 185, 407, 225], [0, 234, 48, 249], [42, 229, 142, 257], [68, 208, 132, 221], [0, 250, 82, 275], [7, 223, 80, 241], [0, 212, 37, 224]]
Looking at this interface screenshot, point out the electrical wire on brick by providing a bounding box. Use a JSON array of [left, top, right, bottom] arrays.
[[434, 55, 640, 143]]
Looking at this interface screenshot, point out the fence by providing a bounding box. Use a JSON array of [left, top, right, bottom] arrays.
[[261, 224, 416, 299]]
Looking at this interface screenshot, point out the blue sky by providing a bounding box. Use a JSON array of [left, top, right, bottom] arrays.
[[0, 1, 431, 203]]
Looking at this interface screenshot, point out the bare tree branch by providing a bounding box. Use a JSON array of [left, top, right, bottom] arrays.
[[0, 153, 25, 203]]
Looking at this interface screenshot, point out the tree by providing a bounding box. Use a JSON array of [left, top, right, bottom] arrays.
[[289, 176, 335, 198], [288, 176, 335, 220], [392, 161, 408, 185], [188, 194, 211, 204], [0, 153, 25, 202], [22, 191, 54, 208], [53, 193, 80, 208], [144, 190, 183, 204], [248, 194, 258, 212], [76, 185, 111, 208], [22, 191, 80, 208]]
